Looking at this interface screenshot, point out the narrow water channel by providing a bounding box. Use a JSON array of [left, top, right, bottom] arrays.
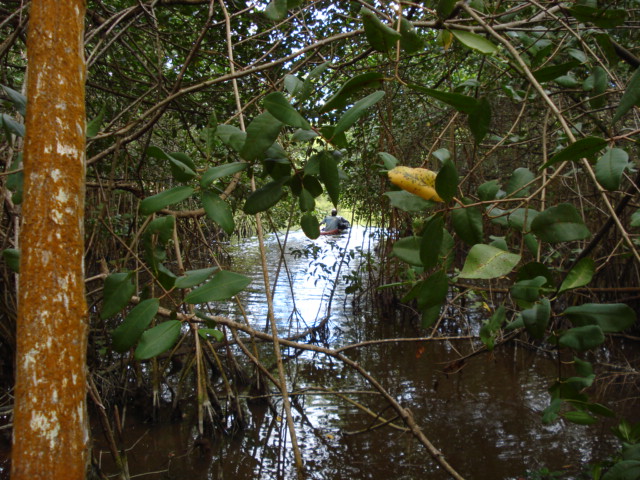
[[92, 226, 633, 480]]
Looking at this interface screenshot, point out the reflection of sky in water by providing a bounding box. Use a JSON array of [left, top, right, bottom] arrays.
[[127, 225, 635, 480]]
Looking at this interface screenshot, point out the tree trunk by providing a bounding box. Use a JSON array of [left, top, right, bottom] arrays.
[[11, 0, 89, 478]]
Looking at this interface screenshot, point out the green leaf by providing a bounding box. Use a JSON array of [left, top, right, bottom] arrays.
[[399, 18, 425, 53], [200, 162, 248, 188], [101, 272, 135, 319], [601, 460, 640, 480], [332, 90, 385, 138], [197, 328, 224, 342], [559, 325, 605, 351], [111, 299, 159, 352], [215, 124, 246, 152], [417, 270, 449, 311], [505, 167, 535, 196], [87, 104, 106, 138], [301, 213, 320, 239], [516, 261, 554, 286], [558, 258, 595, 294], [202, 191, 234, 235], [241, 112, 283, 161], [480, 305, 506, 351], [410, 85, 478, 113], [436, 0, 457, 19], [562, 410, 598, 425], [505, 208, 539, 232], [451, 201, 483, 245], [477, 179, 500, 201], [530, 203, 591, 243], [532, 61, 580, 83], [435, 158, 458, 202], [384, 191, 434, 212], [298, 187, 315, 212], [174, 267, 218, 289], [420, 215, 444, 269], [569, 5, 626, 28], [321, 72, 384, 113], [6, 154, 23, 205], [264, 0, 287, 21], [563, 303, 636, 333], [632, 210, 640, 228], [319, 151, 340, 206], [360, 7, 402, 53], [147, 147, 197, 182], [392, 236, 423, 266], [459, 244, 521, 279], [1, 113, 25, 137], [510, 276, 547, 308], [134, 320, 182, 360], [521, 298, 551, 339], [595, 148, 629, 191], [451, 30, 498, 55], [1, 84, 26, 116], [2, 248, 20, 273], [243, 178, 288, 214], [140, 186, 195, 215], [284, 74, 304, 97], [264, 92, 311, 129], [184, 270, 252, 304], [541, 136, 607, 170], [432, 148, 451, 163], [613, 67, 640, 123], [468, 96, 491, 144], [378, 152, 399, 170]]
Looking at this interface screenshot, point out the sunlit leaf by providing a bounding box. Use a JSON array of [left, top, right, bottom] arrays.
[[202, 190, 234, 235], [595, 148, 630, 191], [558, 258, 594, 294], [134, 320, 182, 360], [101, 272, 135, 319], [140, 186, 195, 215], [451, 30, 498, 55], [530, 204, 591, 243], [459, 244, 521, 279], [184, 270, 252, 304], [111, 299, 159, 352]]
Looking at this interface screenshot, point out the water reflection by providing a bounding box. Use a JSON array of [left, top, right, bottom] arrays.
[[93, 226, 630, 480]]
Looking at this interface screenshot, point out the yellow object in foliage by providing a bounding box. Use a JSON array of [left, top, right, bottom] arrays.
[[387, 166, 444, 202]]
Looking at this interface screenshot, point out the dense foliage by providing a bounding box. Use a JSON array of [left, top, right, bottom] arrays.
[[1, 0, 640, 478]]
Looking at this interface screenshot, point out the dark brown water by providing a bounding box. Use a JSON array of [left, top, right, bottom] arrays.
[[89, 226, 636, 479]]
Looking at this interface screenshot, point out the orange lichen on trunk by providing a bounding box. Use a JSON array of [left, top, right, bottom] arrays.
[[11, 0, 89, 479]]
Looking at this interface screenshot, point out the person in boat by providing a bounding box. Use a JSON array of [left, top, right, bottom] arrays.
[[320, 208, 350, 234]]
